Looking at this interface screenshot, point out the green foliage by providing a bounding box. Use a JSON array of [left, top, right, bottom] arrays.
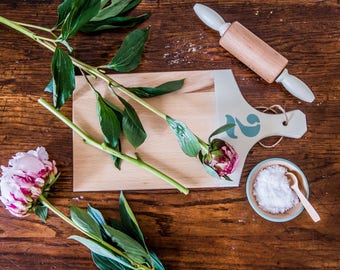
[[92, 253, 130, 270], [34, 205, 49, 222], [69, 235, 132, 267], [95, 90, 122, 144], [92, 88, 147, 168], [55, 0, 149, 34], [198, 151, 220, 178], [149, 251, 165, 270], [70, 205, 103, 239], [94, 89, 122, 168], [208, 123, 235, 143], [166, 116, 201, 157], [54, 0, 74, 29], [61, 0, 101, 40], [90, 0, 135, 21], [80, 0, 149, 33], [120, 0, 142, 13], [119, 191, 145, 247], [44, 78, 54, 93], [69, 193, 163, 269], [117, 96, 147, 148], [49, 0, 185, 164], [51, 46, 75, 109], [80, 13, 151, 33], [127, 79, 185, 98], [88, 204, 107, 227], [104, 28, 150, 72], [103, 225, 148, 264]]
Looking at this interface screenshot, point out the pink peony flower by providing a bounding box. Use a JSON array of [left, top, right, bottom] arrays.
[[201, 138, 239, 180], [0, 147, 57, 217]]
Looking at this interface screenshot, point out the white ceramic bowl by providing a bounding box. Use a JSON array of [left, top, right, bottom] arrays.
[[246, 158, 309, 222]]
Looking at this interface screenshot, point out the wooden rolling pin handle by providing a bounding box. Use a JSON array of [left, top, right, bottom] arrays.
[[219, 21, 288, 83]]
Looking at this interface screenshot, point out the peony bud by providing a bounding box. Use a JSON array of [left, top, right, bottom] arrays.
[[202, 138, 239, 180], [0, 147, 57, 217]]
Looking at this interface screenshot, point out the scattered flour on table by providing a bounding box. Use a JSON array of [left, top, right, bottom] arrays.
[[163, 41, 204, 65], [72, 196, 84, 200], [253, 165, 299, 214]]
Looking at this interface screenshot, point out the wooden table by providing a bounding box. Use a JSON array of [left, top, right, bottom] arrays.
[[0, 1, 339, 269]]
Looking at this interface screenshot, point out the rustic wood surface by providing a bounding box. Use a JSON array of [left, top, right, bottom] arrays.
[[0, 0, 339, 269]]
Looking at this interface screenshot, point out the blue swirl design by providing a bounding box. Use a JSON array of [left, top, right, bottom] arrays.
[[225, 114, 261, 138]]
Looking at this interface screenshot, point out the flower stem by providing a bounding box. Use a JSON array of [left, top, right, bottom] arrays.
[[38, 98, 189, 195], [13, 20, 57, 37], [0, 16, 207, 144], [0, 16, 207, 182], [73, 57, 167, 120], [0, 16, 167, 120], [38, 195, 141, 269]]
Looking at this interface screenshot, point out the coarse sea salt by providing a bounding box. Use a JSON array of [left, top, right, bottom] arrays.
[[253, 164, 299, 214]]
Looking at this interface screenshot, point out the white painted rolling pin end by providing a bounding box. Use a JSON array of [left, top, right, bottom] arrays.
[[276, 69, 315, 103], [193, 3, 230, 36]]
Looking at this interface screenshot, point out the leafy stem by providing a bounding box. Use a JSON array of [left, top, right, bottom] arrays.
[[0, 16, 166, 120], [12, 20, 58, 38], [38, 98, 189, 195], [38, 195, 147, 270], [0, 15, 214, 179]]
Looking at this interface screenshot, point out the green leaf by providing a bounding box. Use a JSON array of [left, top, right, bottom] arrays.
[[120, 0, 142, 14], [61, 0, 101, 40], [87, 204, 107, 227], [92, 252, 130, 270], [208, 123, 235, 143], [223, 175, 232, 181], [119, 192, 146, 248], [58, 39, 74, 54], [51, 46, 75, 109], [110, 140, 122, 170], [198, 151, 220, 179], [103, 225, 148, 264], [93, 90, 123, 168], [69, 235, 131, 267], [54, 0, 74, 29], [34, 205, 49, 222], [80, 13, 151, 33], [202, 164, 221, 178], [90, 0, 131, 21], [118, 96, 146, 148], [94, 90, 121, 149], [108, 218, 127, 233], [70, 205, 102, 239], [44, 78, 54, 93], [100, 0, 110, 9], [166, 116, 201, 157], [127, 79, 184, 98], [149, 251, 165, 270], [104, 27, 150, 72]]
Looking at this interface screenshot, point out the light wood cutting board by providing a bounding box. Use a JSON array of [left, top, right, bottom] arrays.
[[73, 70, 231, 192]]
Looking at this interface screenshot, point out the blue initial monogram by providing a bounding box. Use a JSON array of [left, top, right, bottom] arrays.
[[225, 114, 261, 138]]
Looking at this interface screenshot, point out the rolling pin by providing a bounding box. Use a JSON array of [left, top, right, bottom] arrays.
[[194, 3, 315, 103]]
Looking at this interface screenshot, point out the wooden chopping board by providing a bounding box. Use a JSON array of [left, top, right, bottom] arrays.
[[73, 70, 230, 192]]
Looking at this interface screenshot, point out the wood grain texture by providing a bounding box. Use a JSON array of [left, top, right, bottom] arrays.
[[0, 0, 339, 269], [73, 71, 222, 191]]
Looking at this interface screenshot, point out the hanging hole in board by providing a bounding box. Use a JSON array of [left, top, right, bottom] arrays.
[[256, 104, 288, 148]]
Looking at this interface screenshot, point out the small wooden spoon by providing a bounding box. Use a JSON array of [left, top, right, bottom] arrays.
[[286, 172, 320, 222]]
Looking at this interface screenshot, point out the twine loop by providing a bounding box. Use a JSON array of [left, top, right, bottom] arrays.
[[256, 104, 288, 148]]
